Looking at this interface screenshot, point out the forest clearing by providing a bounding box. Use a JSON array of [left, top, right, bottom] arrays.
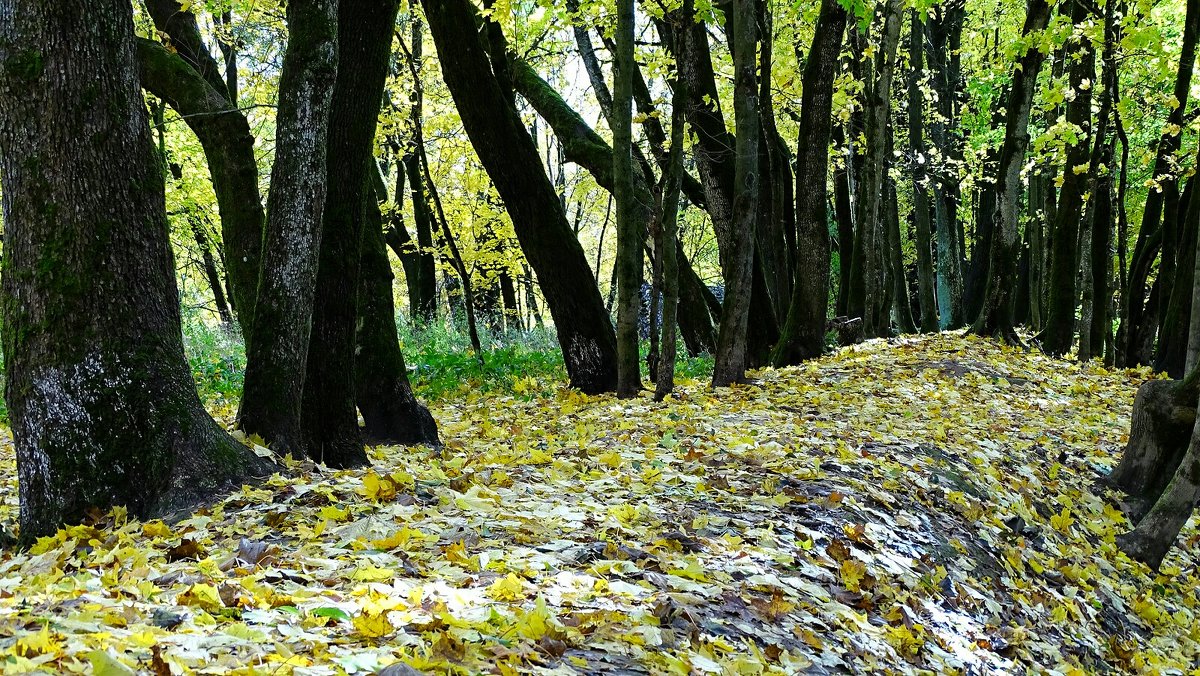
[[0, 333, 1191, 675]]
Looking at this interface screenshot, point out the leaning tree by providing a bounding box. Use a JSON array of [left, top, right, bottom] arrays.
[[0, 0, 273, 539]]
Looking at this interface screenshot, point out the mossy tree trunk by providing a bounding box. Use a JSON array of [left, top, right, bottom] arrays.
[[656, 60, 688, 401], [972, 0, 1052, 341], [299, 0, 400, 467], [423, 0, 618, 393], [238, 0, 338, 458], [773, 0, 847, 365], [0, 0, 273, 540]]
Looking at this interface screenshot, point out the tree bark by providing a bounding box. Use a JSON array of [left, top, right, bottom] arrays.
[[237, 0, 339, 457], [656, 71, 688, 401], [299, 0, 399, 467], [1042, 0, 1097, 356], [1119, 0, 1199, 366], [613, 0, 642, 397], [972, 0, 1052, 341], [0, 0, 272, 540], [773, 0, 846, 365], [423, 0, 618, 393], [908, 11, 939, 333], [356, 171, 440, 447], [712, 0, 760, 387], [1155, 172, 1199, 377]]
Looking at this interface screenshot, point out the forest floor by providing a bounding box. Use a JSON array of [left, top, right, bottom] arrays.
[[0, 333, 1195, 675]]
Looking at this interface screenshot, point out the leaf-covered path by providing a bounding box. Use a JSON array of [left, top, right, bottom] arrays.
[[0, 334, 1195, 674]]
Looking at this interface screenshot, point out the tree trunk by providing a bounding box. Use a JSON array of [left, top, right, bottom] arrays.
[[507, 56, 718, 357], [613, 0, 642, 397], [1115, 368, 1200, 569], [832, 123, 855, 316], [972, 0, 1052, 341], [356, 172, 440, 447], [712, 0, 760, 387], [400, 19, 439, 326], [0, 0, 272, 540], [423, 0, 618, 393], [1042, 0, 1096, 356], [659, 4, 779, 361], [189, 216, 236, 327], [238, 0, 338, 457], [773, 0, 847, 365], [848, 0, 903, 337], [908, 11, 939, 333], [1155, 172, 1199, 377], [656, 71, 688, 401], [135, 38, 264, 337], [299, 0, 399, 468], [1119, 0, 1199, 366], [926, 1, 967, 328]]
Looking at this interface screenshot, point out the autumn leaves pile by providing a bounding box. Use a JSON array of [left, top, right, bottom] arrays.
[[0, 333, 1195, 673]]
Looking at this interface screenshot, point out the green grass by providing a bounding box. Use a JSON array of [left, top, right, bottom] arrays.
[[180, 312, 715, 406]]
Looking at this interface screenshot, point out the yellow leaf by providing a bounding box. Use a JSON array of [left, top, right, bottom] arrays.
[[88, 650, 135, 676], [488, 573, 526, 601], [352, 566, 395, 582], [178, 583, 224, 612], [353, 611, 394, 638]]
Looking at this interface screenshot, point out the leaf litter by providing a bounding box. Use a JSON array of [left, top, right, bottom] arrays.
[[0, 333, 1195, 674]]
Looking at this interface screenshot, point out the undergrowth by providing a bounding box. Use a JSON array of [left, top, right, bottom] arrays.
[[180, 312, 715, 406]]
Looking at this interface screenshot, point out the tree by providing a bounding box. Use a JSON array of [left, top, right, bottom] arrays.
[[0, 0, 271, 539], [135, 15, 264, 336], [846, 0, 904, 337], [972, 0, 1052, 341], [712, 0, 760, 387], [907, 10, 940, 333], [238, 0, 339, 457], [422, 0, 618, 393], [613, 0, 642, 398], [1041, 0, 1097, 356], [356, 167, 440, 446], [300, 0, 403, 467], [772, 0, 848, 365]]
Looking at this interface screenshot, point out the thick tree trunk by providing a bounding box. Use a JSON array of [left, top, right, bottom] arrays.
[[972, 0, 1052, 340], [908, 11, 939, 333], [712, 0, 760, 387], [1115, 368, 1200, 569], [1042, 0, 1096, 356], [773, 0, 846, 365], [423, 0, 617, 393], [356, 174, 440, 447], [0, 0, 272, 540], [299, 0, 399, 468], [613, 0, 642, 398], [238, 0, 339, 457], [135, 38, 263, 337]]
